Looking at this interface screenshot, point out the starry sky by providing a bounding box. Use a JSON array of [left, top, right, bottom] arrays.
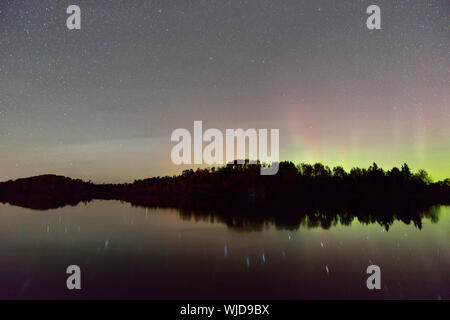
[[0, 0, 448, 183]]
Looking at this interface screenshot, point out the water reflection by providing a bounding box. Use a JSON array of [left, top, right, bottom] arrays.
[[0, 201, 448, 299], [175, 205, 441, 232], [0, 196, 442, 232]]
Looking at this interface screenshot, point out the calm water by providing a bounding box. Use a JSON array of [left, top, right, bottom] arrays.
[[0, 200, 448, 299]]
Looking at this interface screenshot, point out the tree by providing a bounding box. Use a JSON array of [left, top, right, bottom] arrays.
[[401, 163, 412, 179], [415, 169, 432, 184]]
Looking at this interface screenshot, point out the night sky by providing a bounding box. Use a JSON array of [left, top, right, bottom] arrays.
[[0, 0, 448, 183]]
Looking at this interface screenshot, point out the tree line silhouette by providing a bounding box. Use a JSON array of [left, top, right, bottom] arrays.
[[121, 161, 449, 207], [0, 161, 448, 213]]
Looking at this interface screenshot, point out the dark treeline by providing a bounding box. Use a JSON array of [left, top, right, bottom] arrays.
[[0, 161, 449, 212], [121, 161, 449, 208]]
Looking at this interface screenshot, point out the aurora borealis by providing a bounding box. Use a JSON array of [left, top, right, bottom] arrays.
[[0, 0, 448, 183]]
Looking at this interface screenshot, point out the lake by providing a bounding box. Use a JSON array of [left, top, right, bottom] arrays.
[[0, 200, 448, 299]]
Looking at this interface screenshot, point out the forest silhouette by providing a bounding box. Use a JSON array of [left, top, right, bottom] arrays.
[[0, 161, 448, 230], [0, 161, 448, 229]]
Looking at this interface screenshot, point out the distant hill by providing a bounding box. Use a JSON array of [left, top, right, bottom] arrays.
[[0, 174, 94, 195], [0, 175, 95, 210]]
